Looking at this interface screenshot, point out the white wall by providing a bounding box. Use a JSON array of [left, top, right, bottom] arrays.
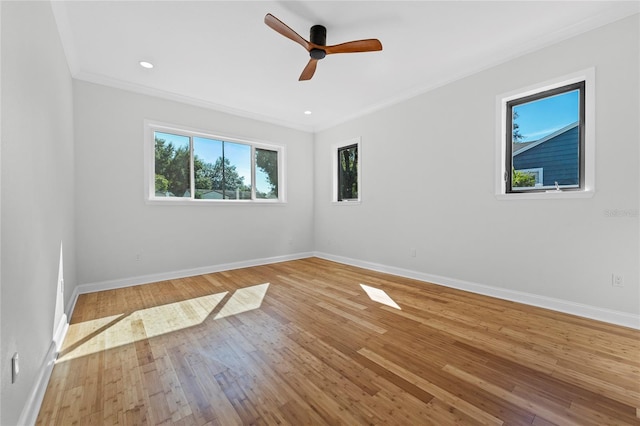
[[73, 81, 314, 286], [314, 15, 639, 317], [1, 2, 76, 425]]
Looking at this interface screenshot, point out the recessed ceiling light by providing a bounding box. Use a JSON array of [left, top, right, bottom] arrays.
[[139, 61, 154, 69], [304, 110, 312, 115]]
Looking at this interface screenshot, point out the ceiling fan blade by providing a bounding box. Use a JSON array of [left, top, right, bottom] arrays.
[[325, 39, 383, 55], [264, 13, 310, 51], [299, 59, 318, 81]]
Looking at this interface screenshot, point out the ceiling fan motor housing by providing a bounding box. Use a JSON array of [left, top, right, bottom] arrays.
[[310, 25, 327, 59]]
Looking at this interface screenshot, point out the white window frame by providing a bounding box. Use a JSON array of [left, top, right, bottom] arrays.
[[332, 137, 361, 204], [144, 120, 286, 204], [495, 68, 595, 200]]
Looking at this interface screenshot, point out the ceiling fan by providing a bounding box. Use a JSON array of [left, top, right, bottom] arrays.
[[264, 13, 383, 81]]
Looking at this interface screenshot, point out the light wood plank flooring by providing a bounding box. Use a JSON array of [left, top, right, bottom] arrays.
[[37, 258, 640, 425]]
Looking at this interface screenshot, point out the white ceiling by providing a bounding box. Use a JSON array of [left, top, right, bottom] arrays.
[[51, 1, 639, 132]]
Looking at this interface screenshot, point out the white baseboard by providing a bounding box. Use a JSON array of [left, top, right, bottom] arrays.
[[52, 313, 68, 352], [314, 251, 640, 330], [65, 252, 314, 319], [18, 314, 69, 426], [17, 341, 58, 426], [63, 250, 639, 330]]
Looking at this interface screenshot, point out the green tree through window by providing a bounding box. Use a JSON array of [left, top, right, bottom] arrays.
[[338, 144, 358, 201], [256, 148, 278, 198], [155, 137, 190, 197], [152, 130, 281, 201]]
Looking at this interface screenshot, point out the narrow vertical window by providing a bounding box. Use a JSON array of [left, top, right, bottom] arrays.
[[336, 142, 359, 202]]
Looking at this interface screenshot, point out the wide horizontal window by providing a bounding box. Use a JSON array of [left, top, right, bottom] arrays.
[[146, 122, 284, 203]]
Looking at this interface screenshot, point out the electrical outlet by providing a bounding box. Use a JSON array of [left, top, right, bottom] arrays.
[[612, 274, 624, 287], [135, 253, 141, 262], [12, 353, 19, 383], [410, 248, 417, 258]]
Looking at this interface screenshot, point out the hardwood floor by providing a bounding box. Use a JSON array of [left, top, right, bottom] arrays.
[[37, 258, 640, 425]]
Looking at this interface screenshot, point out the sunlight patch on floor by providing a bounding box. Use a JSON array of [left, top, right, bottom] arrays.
[[59, 313, 123, 361], [360, 284, 401, 309], [58, 283, 270, 362], [214, 283, 269, 319]]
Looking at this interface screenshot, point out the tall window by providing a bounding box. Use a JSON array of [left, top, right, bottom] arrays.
[[333, 138, 361, 203], [506, 82, 584, 192], [496, 69, 594, 198], [147, 123, 283, 202]]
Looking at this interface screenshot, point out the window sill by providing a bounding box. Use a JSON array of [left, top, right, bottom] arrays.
[[332, 200, 361, 206], [496, 190, 594, 200], [146, 198, 286, 206]]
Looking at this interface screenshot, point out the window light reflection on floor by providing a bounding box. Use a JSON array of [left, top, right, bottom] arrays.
[[214, 282, 269, 319], [58, 282, 270, 362], [360, 284, 401, 309]]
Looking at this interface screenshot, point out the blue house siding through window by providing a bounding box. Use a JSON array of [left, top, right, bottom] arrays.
[[513, 123, 579, 187]]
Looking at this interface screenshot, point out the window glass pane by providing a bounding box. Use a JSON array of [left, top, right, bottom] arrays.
[[255, 148, 279, 199], [193, 137, 222, 199], [338, 144, 358, 201], [510, 87, 581, 191], [193, 138, 251, 200], [154, 132, 190, 197], [223, 142, 251, 199]]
